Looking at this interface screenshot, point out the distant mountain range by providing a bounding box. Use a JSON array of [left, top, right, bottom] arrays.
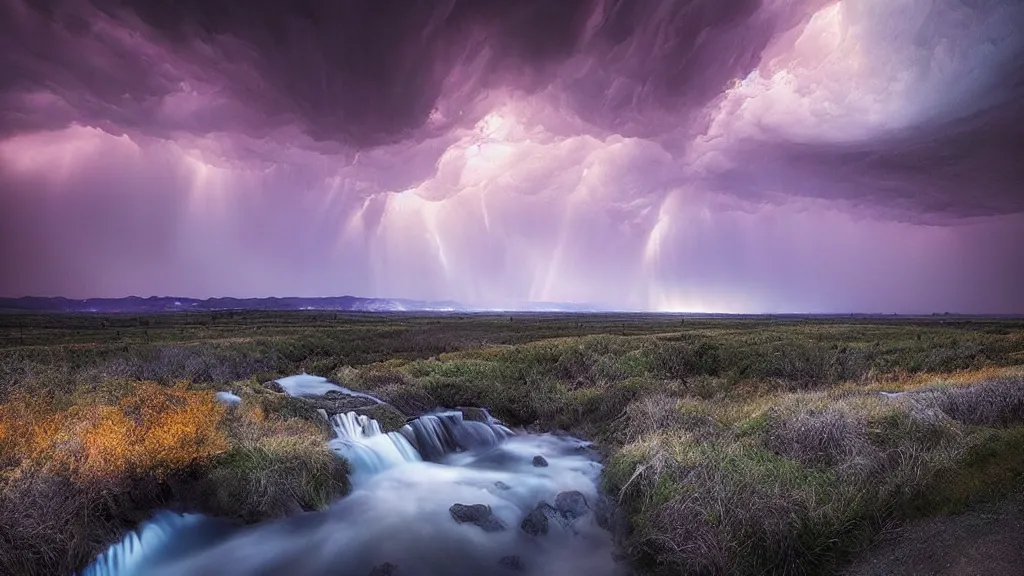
[[3, 297, 1012, 316], [0, 296, 604, 314]]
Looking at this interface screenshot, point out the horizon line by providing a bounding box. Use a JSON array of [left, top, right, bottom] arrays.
[[1, 295, 1022, 317]]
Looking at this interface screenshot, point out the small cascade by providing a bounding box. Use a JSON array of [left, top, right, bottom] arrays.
[[81, 512, 230, 576], [327, 412, 421, 481], [400, 410, 514, 461], [327, 410, 513, 480]]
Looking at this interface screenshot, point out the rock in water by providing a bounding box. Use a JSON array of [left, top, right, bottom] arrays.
[[449, 503, 506, 532], [499, 555, 525, 571], [555, 491, 590, 520], [494, 481, 511, 491], [521, 503, 560, 536], [521, 507, 548, 536], [368, 563, 399, 576], [458, 407, 489, 422], [532, 455, 549, 467]]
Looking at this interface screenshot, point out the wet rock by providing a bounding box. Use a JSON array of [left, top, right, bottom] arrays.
[[263, 380, 285, 393], [449, 503, 506, 532], [458, 407, 489, 423], [520, 506, 550, 536], [520, 503, 563, 536], [357, 403, 408, 432], [554, 490, 590, 520], [368, 562, 399, 576], [494, 481, 511, 491], [573, 443, 602, 460], [532, 455, 549, 467], [499, 555, 525, 571], [308, 395, 385, 421]]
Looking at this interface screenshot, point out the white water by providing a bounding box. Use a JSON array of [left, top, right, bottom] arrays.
[[276, 373, 385, 404], [82, 382, 627, 576], [214, 391, 242, 405]]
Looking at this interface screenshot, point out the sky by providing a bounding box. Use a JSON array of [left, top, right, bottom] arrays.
[[1, 0, 1023, 313]]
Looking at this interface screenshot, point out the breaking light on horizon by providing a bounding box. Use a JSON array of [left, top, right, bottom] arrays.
[[1, 0, 1022, 313]]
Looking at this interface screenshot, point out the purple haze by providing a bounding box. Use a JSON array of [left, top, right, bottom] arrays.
[[1, 0, 1023, 313]]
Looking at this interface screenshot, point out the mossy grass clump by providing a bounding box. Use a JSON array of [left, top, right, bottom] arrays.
[[198, 405, 350, 521]]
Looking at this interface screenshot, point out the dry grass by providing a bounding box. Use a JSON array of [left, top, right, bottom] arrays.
[[0, 382, 347, 576], [196, 403, 349, 521], [602, 374, 1024, 575], [910, 378, 1024, 427], [0, 382, 228, 482], [0, 383, 229, 575], [859, 365, 1024, 392]]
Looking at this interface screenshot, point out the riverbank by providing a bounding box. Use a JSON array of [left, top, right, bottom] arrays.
[[1, 314, 1023, 575]]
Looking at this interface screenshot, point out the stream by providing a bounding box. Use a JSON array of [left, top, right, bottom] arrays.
[[82, 375, 628, 576]]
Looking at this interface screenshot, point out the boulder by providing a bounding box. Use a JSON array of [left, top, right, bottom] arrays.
[[520, 502, 561, 536], [532, 455, 549, 467], [554, 491, 589, 520], [449, 503, 506, 532], [494, 481, 511, 491], [520, 506, 550, 536]]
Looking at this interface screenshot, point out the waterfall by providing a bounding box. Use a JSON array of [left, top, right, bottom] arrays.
[[326, 410, 515, 481], [400, 410, 514, 461], [81, 512, 238, 576], [327, 412, 421, 481]]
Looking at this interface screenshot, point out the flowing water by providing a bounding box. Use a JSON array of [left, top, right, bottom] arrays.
[[82, 381, 628, 576], [276, 372, 385, 404]]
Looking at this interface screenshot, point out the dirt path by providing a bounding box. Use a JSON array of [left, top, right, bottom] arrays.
[[844, 495, 1024, 576]]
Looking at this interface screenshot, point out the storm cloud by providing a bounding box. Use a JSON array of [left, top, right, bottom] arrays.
[[1, 0, 1023, 312]]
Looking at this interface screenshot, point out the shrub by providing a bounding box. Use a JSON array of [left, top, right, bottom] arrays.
[[198, 404, 348, 521], [0, 383, 229, 576], [763, 403, 874, 470], [359, 370, 438, 415], [1, 382, 228, 483], [913, 378, 1024, 427], [605, 377, 1024, 576]]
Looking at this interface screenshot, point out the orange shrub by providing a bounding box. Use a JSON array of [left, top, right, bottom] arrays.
[[863, 365, 1024, 392], [0, 382, 229, 482]]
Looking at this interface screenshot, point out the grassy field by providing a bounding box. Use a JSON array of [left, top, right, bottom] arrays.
[[1, 312, 1023, 575]]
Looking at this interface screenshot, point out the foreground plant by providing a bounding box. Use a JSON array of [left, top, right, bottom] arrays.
[[0, 381, 346, 576]]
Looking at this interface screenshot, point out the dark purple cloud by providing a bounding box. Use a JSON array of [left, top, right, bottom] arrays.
[[1, 0, 1023, 311]]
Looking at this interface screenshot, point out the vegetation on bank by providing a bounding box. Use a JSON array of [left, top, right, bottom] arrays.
[[341, 336, 1024, 575], [0, 379, 347, 575], [0, 313, 1022, 575]]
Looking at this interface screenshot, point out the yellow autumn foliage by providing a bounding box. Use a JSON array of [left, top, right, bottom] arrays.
[[0, 382, 228, 482]]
